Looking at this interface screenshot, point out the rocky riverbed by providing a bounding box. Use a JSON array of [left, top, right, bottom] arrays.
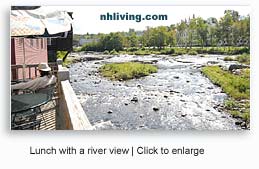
[[69, 53, 243, 130]]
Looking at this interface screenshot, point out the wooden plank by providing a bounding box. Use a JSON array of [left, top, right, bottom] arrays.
[[60, 80, 92, 130]]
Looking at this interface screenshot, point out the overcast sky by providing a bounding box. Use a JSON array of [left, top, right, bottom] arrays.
[[45, 6, 250, 34]]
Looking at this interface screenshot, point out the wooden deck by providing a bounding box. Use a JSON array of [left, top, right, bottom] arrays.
[[37, 101, 57, 130]]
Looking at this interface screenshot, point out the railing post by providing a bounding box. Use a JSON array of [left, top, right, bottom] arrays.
[[56, 59, 69, 129], [55, 59, 92, 130]]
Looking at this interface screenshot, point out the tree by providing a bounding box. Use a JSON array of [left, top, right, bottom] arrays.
[[196, 17, 208, 47]]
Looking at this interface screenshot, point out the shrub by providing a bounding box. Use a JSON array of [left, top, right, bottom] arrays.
[[224, 56, 235, 61], [103, 50, 109, 54], [188, 50, 198, 55], [236, 53, 250, 64], [109, 49, 119, 55]]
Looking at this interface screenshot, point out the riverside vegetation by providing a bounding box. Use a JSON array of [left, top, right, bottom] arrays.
[[202, 64, 250, 126], [99, 62, 157, 81]]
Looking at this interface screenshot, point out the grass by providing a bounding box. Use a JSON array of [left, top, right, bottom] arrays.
[[224, 99, 250, 122], [224, 53, 250, 64], [81, 46, 249, 56], [201, 66, 250, 124], [201, 66, 250, 100], [236, 53, 250, 64], [57, 51, 74, 67], [99, 62, 158, 80]]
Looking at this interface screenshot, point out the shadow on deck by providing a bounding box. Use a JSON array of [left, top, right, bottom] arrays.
[[37, 100, 57, 130]]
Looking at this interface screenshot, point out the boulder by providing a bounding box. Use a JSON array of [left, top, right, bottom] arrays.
[[153, 107, 159, 111], [131, 96, 138, 102], [228, 64, 249, 71]]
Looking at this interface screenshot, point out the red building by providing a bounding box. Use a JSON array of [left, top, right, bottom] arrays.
[[11, 6, 73, 81], [11, 38, 48, 80]]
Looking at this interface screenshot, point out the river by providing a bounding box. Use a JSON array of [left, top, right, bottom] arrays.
[[69, 53, 241, 130]]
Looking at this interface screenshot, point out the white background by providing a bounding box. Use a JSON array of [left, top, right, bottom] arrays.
[[1, 0, 258, 168]]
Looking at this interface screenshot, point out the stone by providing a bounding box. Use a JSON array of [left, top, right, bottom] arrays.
[[125, 103, 128, 106], [241, 122, 246, 127], [186, 80, 190, 83], [164, 95, 168, 98], [235, 121, 242, 125], [107, 110, 113, 114], [153, 107, 159, 111], [180, 99, 185, 102], [181, 113, 187, 117], [170, 90, 180, 94], [229, 64, 249, 71], [207, 86, 213, 90], [139, 114, 144, 118], [74, 79, 77, 82], [94, 80, 101, 84], [174, 76, 180, 79], [131, 97, 138, 102]]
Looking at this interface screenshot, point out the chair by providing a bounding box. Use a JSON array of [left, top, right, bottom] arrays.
[[11, 109, 41, 130], [11, 83, 56, 130], [34, 83, 57, 126], [36, 83, 56, 106]]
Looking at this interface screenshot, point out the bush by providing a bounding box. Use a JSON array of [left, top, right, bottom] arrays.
[[103, 50, 109, 54], [188, 50, 198, 55], [109, 49, 119, 55], [236, 53, 250, 64], [127, 47, 139, 52], [160, 48, 175, 55], [224, 56, 235, 61]]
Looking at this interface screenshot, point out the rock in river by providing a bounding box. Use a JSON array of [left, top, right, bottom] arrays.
[[153, 107, 159, 111], [107, 110, 113, 114], [131, 96, 138, 102]]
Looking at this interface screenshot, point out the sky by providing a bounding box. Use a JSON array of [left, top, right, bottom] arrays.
[[45, 6, 250, 34]]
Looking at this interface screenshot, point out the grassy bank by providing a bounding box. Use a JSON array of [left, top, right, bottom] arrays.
[[201, 66, 250, 124], [224, 53, 250, 64], [80, 46, 249, 56], [99, 62, 157, 81]]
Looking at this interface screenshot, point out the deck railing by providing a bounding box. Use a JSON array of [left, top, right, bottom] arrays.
[[11, 62, 58, 82], [56, 59, 93, 130]]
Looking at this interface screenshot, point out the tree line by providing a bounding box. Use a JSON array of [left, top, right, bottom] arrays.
[[79, 10, 250, 52]]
